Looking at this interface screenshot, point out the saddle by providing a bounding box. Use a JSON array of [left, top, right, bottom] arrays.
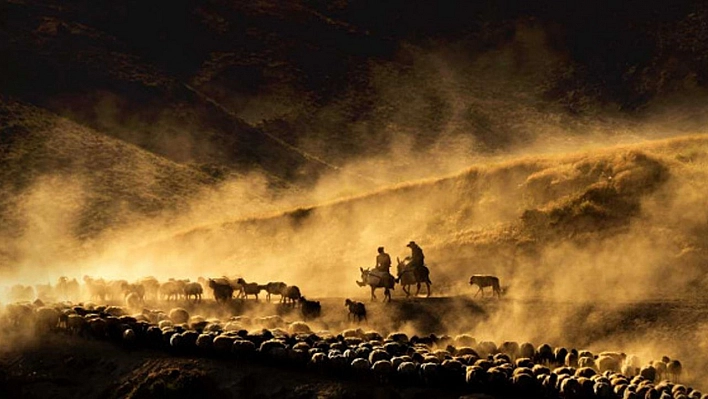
[[369, 270, 395, 289]]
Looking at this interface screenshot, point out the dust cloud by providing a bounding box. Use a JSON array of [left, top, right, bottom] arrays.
[[2, 17, 708, 390]]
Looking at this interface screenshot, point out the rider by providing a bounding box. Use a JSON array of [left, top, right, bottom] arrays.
[[406, 241, 425, 270], [375, 246, 393, 287], [375, 246, 392, 273]]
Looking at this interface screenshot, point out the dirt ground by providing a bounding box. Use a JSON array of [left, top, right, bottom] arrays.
[[1, 295, 707, 398]]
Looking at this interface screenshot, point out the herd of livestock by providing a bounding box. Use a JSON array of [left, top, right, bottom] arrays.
[[5, 275, 307, 305], [0, 275, 705, 398]]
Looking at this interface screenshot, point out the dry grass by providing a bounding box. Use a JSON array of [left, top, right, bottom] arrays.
[[0, 98, 217, 267]]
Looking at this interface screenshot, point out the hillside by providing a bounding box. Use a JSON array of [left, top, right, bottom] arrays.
[[5, 0, 708, 189], [0, 98, 218, 267], [110, 135, 708, 301]]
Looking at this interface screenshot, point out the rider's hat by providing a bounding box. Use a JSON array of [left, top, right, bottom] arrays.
[[407, 241, 416, 247]]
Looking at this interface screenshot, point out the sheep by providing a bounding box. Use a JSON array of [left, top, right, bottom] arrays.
[[158, 280, 180, 301], [104, 306, 126, 317], [559, 376, 582, 398], [34, 307, 61, 332], [122, 328, 137, 344], [575, 366, 596, 378], [34, 283, 53, 302], [371, 359, 394, 382], [195, 333, 213, 350], [282, 285, 301, 305], [298, 297, 321, 320], [88, 318, 107, 339], [107, 279, 129, 300], [364, 331, 383, 342], [5, 303, 33, 327], [566, 351, 579, 368], [124, 292, 143, 310], [465, 365, 485, 387], [168, 308, 189, 324], [500, 341, 520, 360], [369, 349, 390, 364], [259, 339, 288, 359], [231, 339, 256, 358], [578, 355, 596, 370], [344, 299, 366, 323], [208, 279, 234, 303], [183, 282, 203, 302], [158, 320, 173, 330], [264, 282, 287, 302], [121, 282, 145, 301], [350, 357, 370, 372], [137, 277, 160, 300], [476, 340, 498, 357], [597, 352, 623, 373], [188, 315, 207, 330], [667, 359, 683, 382], [82, 276, 107, 302], [288, 321, 312, 335], [308, 351, 328, 370], [536, 343, 554, 365], [420, 362, 441, 385], [454, 334, 476, 348], [235, 278, 262, 300], [519, 342, 536, 359], [640, 365, 657, 382], [511, 370, 536, 392], [9, 284, 35, 302], [56, 277, 80, 301], [622, 354, 641, 377], [256, 315, 284, 329], [66, 314, 88, 335]]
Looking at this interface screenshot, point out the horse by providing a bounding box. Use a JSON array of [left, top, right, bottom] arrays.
[[396, 257, 432, 298], [357, 267, 393, 302], [469, 275, 502, 298]]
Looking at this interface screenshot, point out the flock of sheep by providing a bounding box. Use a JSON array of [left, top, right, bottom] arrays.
[[7, 275, 311, 305], [0, 275, 704, 398]]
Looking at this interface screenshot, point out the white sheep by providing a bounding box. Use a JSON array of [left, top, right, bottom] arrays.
[[168, 308, 189, 324]]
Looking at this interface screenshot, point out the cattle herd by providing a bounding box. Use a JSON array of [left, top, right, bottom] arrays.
[[0, 275, 705, 398]]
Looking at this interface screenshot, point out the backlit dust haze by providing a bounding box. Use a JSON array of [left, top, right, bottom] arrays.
[[2, 19, 708, 388]]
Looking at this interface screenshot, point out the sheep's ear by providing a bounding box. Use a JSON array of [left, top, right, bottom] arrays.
[[360, 267, 364, 272]]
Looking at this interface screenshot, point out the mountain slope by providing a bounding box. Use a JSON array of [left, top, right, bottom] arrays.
[[5, 0, 708, 189], [1, 0, 337, 184], [0, 98, 220, 266], [127, 135, 708, 299]]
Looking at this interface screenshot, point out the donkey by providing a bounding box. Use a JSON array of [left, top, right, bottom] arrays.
[[357, 267, 394, 302]]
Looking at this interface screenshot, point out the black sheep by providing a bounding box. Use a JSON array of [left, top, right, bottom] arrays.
[[344, 299, 367, 323], [208, 279, 234, 303], [299, 297, 321, 320]]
